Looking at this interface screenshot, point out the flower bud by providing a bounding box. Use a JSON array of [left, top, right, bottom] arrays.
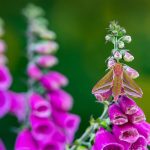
[[118, 41, 124, 48], [27, 63, 42, 80], [113, 51, 122, 60], [123, 35, 132, 43], [107, 58, 116, 69], [123, 51, 134, 62], [123, 66, 139, 79], [105, 34, 112, 41], [36, 55, 58, 68]]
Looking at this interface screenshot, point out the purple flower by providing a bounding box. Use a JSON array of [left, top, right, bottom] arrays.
[[108, 103, 128, 125], [9, 92, 27, 121], [128, 108, 146, 124], [92, 127, 124, 150], [52, 110, 80, 143], [15, 129, 38, 150], [113, 123, 139, 143], [36, 55, 58, 68], [47, 89, 73, 111], [30, 93, 51, 118], [118, 96, 138, 115], [27, 63, 42, 80], [0, 91, 10, 118], [130, 136, 147, 150], [0, 139, 6, 150], [0, 66, 12, 90], [134, 122, 150, 143], [38, 141, 62, 150], [30, 115, 55, 141], [40, 71, 68, 90]]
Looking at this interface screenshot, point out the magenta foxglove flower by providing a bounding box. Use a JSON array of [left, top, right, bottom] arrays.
[[108, 103, 128, 125], [128, 107, 146, 124], [0, 139, 6, 150], [36, 55, 58, 68], [134, 122, 150, 143], [27, 63, 43, 80], [0, 91, 10, 118], [52, 110, 80, 143], [15, 129, 38, 150], [130, 136, 147, 150], [0, 66, 12, 90], [30, 114, 55, 141], [0, 40, 6, 53], [9, 92, 27, 121], [29, 93, 51, 118], [118, 95, 138, 115], [113, 123, 139, 143], [92, 127, 124, 150], [40, 71, 68, 90], [47, 89, 73, 111]]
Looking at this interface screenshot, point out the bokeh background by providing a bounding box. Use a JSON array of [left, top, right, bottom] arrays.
[[0, 0, 150, 149]]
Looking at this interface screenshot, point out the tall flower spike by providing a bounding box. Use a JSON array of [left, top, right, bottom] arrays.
[[69, 21, 150, 150], [15, 4, 80, 150]]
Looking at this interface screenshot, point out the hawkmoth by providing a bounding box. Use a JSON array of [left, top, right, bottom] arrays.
[[92, 63, 143, 101]]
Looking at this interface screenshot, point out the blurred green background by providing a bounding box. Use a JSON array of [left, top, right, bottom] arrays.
[[0, 0, 150, 149]]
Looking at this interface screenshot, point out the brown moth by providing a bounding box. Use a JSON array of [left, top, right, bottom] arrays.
[[92, 63, 143, 101]]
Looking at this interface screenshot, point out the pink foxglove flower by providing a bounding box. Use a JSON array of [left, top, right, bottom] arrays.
[[47, 89, 73, 111], [29, 93, 51, 118], [0, 66, 12, 90], [0, 139, 6, 150], [92, 128, 124, 150], [36, 55, 58, 68], [123, 65, 139, 79], [123, 51, 134, 62], [113, 51, 122, 60], [118, 95, 138, 115], [108, 103, 128, 125], [15, 129, 38, 150], [27, 63, 42, 80], [107, 58, 116, 69], [9, 92, 27, 121]]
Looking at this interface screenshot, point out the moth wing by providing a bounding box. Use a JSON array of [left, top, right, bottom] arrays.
[[92, 69, 113, 94], [123, 70, 143, 98]]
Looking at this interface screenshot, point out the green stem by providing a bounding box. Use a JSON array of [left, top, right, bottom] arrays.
[[69, 104, 108, 150]]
